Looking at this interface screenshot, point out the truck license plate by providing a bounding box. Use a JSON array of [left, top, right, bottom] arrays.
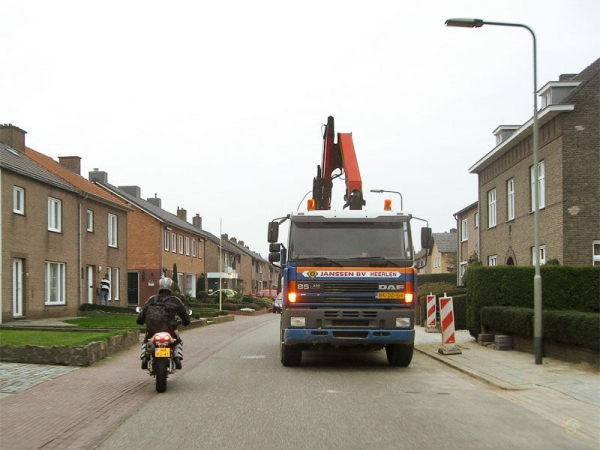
[[155, 348, 170, 357], [377, 292, 404, 299]]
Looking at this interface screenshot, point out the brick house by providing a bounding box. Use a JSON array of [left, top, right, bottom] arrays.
[[454, 201, 479, 284], [1, 125, 129, 322], [91, 171, 210, 306], [469, 58, 600, 267], [419, 231, 458, 275], [204, 233, 244, 295], [228, 237, 280, 294]]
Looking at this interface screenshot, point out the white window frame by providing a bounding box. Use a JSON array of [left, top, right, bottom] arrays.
[[461, 218, 468, 242], [487, 189, 497, 228], [532, 245, 546, 265], [460, 261, 468, 278], [192, 239, 197, 257], [86, 210, 94, 232], [45, 261, 66, 304], [185, 237, 190, 256], [593, 241, 600, 266], [108, 214, 118, 247], [488, 255, 498, 266], [172, 233, 177, 253], [507, 178, 515, 221], [186, 273, 196, 297], [13, 186, 25, 215], [112, 268, 119, 301], [164, 230, 170, 251], [474, 212, 479, 228], [177, 272, 184, 290], [531, 161, 546, 211], [48, 197, 62, 232], [179, 236, 184, 254]]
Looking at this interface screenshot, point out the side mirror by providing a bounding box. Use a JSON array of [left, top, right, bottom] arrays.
[[267, 221, 279, 243], [135, 306, 141, 313], [421, 227, 433, 250]]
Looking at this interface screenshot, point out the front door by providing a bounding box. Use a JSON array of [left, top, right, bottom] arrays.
[[86, 266, 95, 304], [12, 259, 24, 318]]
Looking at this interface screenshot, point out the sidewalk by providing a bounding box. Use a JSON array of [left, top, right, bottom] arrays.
[[414, 326, 600, 443]]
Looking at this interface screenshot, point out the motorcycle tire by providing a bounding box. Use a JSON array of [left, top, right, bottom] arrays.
[[155, 358, 168, 393]]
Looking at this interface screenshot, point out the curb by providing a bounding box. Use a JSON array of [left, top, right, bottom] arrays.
[[414, 345, 531, 391]]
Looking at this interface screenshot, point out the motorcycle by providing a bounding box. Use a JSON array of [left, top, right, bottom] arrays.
[[136, 308, 191, 393]]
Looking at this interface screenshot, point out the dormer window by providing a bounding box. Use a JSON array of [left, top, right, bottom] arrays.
[[538, 80, 580, 108], [493, 125, 519, 146]]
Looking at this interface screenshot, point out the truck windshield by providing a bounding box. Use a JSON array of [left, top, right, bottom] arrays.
[[289, 220, 412, 265]]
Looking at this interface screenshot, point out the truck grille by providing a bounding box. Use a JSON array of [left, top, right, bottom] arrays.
[[322, 282, 380, 293]]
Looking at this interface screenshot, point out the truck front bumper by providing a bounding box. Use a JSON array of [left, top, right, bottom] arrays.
[[283, 328, 414, 346]]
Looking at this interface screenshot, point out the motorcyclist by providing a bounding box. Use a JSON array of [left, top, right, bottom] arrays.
[[136, 277, 191, 370]]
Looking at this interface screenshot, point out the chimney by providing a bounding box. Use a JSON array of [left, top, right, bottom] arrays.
[[0, 124, 27, 153], [239, 241, 244, 246], [59, 156, 81, 175], [231, 237, 238, 243], [177, 207, 187, 222], [221, 233, 229, 241], [119, 185, 142, 198], [146, 193, 161, 207], [193, 214, 202, 229], [89, 168, 108, 184]]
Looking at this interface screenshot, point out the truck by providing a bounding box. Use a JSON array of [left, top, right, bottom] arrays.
[[268, 116, 433, 367]]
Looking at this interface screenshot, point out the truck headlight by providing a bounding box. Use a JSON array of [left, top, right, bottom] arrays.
[[396, 318, 411, 328], [290, 317, 305, 327]]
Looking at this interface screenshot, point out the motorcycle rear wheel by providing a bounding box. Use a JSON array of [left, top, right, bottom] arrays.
[[155, 358, 168, 393]]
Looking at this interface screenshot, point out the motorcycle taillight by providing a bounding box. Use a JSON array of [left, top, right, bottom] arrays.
[[153, 332, 172, 343]]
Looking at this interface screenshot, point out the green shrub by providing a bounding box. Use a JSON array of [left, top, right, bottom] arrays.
[[481, 306, 599, 349], [78, 303, 136, 315], [418, 273, 457, 286]]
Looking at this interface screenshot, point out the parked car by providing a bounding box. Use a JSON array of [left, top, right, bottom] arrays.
[[209, 288, 237, 298], [272, 293, 282, 313], [252, 289, 277, 299]]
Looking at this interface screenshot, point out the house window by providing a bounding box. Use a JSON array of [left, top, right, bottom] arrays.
[[164, 230, 170, 251], [108, 214, 118, 247], [87, 210, 94, 232], [487, 189, 497, 228], [177, 272, 184, 290], [172, 233, 177, 253], [461, 218, 468, 242], [530, 161, 546, 211], [179, 236, 184, 254], [185, 237, 190, 256], [593, 241, 600, 266], [48, 197, 62, 232], [531, 245, 546, 265], [13, 186, 25, 214], [45, 261, 66, 304], [112, 267, 119, 300], [474, 212, 479, 228], [507, 178, 515, 221], [192, 239, 197, 257], [186, 273, 196, 297], [488, 255, 497, 266]]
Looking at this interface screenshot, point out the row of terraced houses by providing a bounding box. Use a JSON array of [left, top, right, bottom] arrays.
[[1, 125, 279, 323]]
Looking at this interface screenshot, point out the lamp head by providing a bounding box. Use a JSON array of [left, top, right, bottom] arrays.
[[445, 18, 484, 28]]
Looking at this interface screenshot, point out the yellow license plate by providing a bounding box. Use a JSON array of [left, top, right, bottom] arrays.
[[155, 348, 170, 357], [377, 292, 404, 299]]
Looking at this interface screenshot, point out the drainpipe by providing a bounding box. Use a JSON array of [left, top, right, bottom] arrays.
[[0, 169, 3, 324]]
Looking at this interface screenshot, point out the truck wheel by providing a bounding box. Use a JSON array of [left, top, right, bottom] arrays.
[[385, 343, 413, 367], [281, 343, 302, 366]]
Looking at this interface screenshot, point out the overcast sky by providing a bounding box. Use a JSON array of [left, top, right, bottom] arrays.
[[2, 1, 599, 257]]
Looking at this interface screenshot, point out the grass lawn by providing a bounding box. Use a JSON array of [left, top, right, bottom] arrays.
[[0, 329, 130, 347], [63, 315, 140, 328]]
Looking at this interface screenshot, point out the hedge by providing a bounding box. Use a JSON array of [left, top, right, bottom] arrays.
[[481, 306, 599, 350], [463, 265, 599, 335], [417, 273, 457, 286]]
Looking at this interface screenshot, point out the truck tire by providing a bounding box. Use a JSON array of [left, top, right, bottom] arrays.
[[385, 343, 413, 367], [281, 343, 302, 366]]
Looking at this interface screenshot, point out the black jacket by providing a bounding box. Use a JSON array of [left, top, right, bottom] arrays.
[[136, 291, 191, 332]]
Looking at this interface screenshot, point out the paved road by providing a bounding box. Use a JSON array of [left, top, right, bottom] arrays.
[[96, 316, 598, 450]]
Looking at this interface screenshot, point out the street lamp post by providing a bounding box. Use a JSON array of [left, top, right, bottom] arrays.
[[370, 189, 403, 211], [445, 18, 542, 364]]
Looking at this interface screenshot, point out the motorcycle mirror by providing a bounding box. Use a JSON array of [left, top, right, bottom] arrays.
[[188, 310, 193, 316], [135, 306, 141, 313]]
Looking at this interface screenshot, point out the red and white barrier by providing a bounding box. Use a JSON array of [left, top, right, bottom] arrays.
[[426, 294, 436, 328], [440, 295, 456, 345]]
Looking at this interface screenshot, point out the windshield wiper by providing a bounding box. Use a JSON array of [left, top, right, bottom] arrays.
[[299, 257, 343, 266], [347, 256, 401, 267]]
